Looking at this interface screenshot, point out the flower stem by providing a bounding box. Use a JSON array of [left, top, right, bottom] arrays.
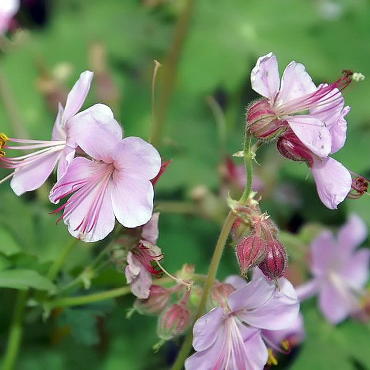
[[170, 211, 236, 370], [47, 238, 79, 281], [1, 290, 28, 370], [149, 0, 195, 147], [171, 133, 255, 370]]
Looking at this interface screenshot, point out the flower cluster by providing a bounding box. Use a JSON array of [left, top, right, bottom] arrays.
[[247, 52, 367, 209], [0, 71, 161, 242]]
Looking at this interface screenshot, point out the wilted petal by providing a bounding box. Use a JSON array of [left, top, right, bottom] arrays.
[[337, 214, 367, 253], [141, 212, 160, 244], [112, 137, 161, 180], [62, 71, 93, 123], [286, 115, 331, 158], [111, 173, 154, 228], [11, 151, 61, 196], [192, 308, 224, 352], [125, 252, 152, 299], [311, 157, 351, 209], [250, 52, 280, 101], [277, 61, 316, 107]]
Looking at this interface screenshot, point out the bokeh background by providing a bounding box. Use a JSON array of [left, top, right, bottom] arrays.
[[0, 0, 369, 369]]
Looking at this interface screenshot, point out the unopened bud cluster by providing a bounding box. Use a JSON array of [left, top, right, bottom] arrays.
[[233, 205, 287, 279]]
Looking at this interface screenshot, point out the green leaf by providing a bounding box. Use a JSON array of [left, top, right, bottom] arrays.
[[0, 269, 55, 292], [0, 228, 21, 256]]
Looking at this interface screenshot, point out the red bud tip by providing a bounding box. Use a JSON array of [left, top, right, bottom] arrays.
[[236, 235, 267, 275], [157, 303, 191, 340], [258, 239, 287, 279]]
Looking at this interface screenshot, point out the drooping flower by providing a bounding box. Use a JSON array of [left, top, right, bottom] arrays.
[[185, 269, 299, 370], [0, 71, 95, 195], [296, 214, 370, 324], [248, 52, 353, 209], [125, 213, 163, 298], [49, 115, 161, 242], [0, 0, 19, 34]]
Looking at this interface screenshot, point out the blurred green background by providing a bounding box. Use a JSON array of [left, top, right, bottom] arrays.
[[0, 0, 369, 369]]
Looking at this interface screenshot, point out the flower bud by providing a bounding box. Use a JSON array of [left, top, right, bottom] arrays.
[[258, 239, 287, 279], [134, 285, 170, 315], [236, 235, 267, 275], [157, 303, 191, 340], [230, 217, 249, 243], [277, 131, 313, 165], [247, 99, 285, 140]]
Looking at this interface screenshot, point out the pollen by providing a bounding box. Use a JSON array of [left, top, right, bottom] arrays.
[[352, 72, 365, 82], [281, 339, 290, 351], [0, 133, 8, 149], [0, 150, 5, 157], [267, 349, 278, 366]]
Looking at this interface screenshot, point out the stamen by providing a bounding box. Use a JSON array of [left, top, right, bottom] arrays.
[[267, 349, 278, 366], [0, 133, 8, 148]]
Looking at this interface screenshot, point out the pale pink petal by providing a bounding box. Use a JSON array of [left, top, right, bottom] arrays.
[[329, 106, 349, 153], [62, 71, 93, 123], [286, 115, 331, 158], [56, 145, 76, 180], [339, 249, 370, 290], [310, 230, 337, 276], [125, 252, 152, 299], [192, 307, 224, 352], [296, 279, 320, 301], [250, 52, 280, 101], [262, 314, 304, 350], [111, 173, 154, 228], [237, 277, 299, 330], [50, 157, 93, 204], [277, 61, 316, 107], [337, 214, 367, 252], [51, 104, 66, 141], [0, 0, 19, 34], [311, 157, 351, 209], [141, 212, 160, 244], [228, 276, 275, 314], [112, 137, 161, 180], [67, 104, 122, 160], [10, 151, 61, 196], [319, 280, 351, 324]]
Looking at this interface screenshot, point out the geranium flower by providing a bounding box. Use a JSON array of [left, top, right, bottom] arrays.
[[296, 214, 370, 324], [185, 269, 299, 370], [0, 71, 95, 195], [49, 114, 161, 242]]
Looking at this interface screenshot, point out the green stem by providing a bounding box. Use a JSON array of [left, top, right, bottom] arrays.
[[171, 134, 255, 370], [2, 290, 28, 370], [47, 238, 79, 281], [149, 0, 195, 147], [170, 211, 236, 370]]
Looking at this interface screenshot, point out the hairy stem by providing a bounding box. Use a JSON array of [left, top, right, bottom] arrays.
[[149, 0, 195, 147], [2, 290, 28, 370], [171, 133, 255, 370]]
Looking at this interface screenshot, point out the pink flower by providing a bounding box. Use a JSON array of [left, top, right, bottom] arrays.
[[49, 115, 161, 242], [185, 269, 299, 370], [125, 213, 163, 298], [0, 0, 19, 34], [296, 214, 370, 324], [0, 71, 94, 195], [249, 53, 353, 209]]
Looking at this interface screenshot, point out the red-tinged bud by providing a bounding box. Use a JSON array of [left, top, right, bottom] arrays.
[[258, 239, 287, 279], [247, 99, 286, 140], [209, 282, 235, 309], [151, 160, 172, 186], [236, 235, 267, 275], [134, 285, 170, 315], [157, 303, 191, 340], [277, 131, 313, 165], [231, 217, 250, 243], [348, 176, 368, 199]]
